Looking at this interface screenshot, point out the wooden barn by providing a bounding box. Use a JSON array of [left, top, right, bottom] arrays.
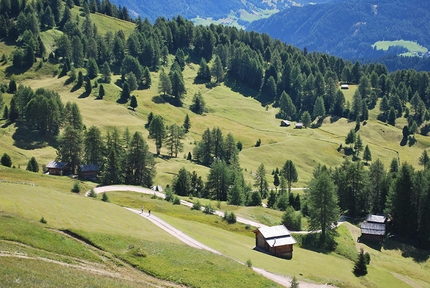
[[295, 122, 303, 129], [254, 225, 296, 259], [360, 214, 387, 243], [280, 120, 291, 127], [46, 161, 70, 175], [79, 164, 99, 180]]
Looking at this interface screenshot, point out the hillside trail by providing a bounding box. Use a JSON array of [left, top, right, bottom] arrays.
[[90, 185, 337, 288]]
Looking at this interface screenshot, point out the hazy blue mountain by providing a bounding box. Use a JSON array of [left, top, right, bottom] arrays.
[[247, 0, 430, 60], [110, 0, 334, 24]]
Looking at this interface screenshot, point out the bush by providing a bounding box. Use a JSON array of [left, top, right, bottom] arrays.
[[40, 217, 47, 224], [88, 188, 97, 198], [255, 138, 261, 147], [191, 200, 202, 210], [223, 211, 237, 224], [173, 196, 181, 205], [71, 181, 81, 193], [164, 187, 174, 202], [203, 203, 215, 214], [101, 192, 109, 202], [246, 259, 252, 268], [281, 206, 302, 231], [1, 153, 12, 167]]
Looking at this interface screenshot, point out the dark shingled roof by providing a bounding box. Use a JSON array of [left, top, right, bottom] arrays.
[[46, 161, 68, 169], [361, 222, 386, 236], [79, 164, 99, 172]]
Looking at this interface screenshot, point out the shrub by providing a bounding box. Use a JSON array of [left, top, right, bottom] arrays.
[[164, 187, 174, 202], [173, 196, 181, 205], [191, 200, 202, 210], [1, 153, 12, 167], [88, 188, 97, 198], [71, 181, 81, 193], [246, 259, 252, 268], [203, 203, 215, 214], [364, 252, 371, 265], [101, 192, 109, 202], [245, 224, 251, 230], [255, 138, 261, 147], [39, 217, 47, 224], [223, 211, 237, 224]]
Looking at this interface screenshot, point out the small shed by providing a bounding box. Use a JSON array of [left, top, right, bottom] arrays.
[[280, 120, 291, 127], [360, 214, 387, 243], [254, 225, 296, 259], [295, 122, 303, 129], [341, 84, 349, 89], [46, 161, 70, 176], [79, 164, 99, 179]]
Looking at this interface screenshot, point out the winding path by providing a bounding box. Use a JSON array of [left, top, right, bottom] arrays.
[[88, 185, 335, 288]]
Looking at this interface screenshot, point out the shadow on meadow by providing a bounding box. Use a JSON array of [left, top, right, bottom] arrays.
[[12, 123, 58, 150], [383, 238, 430, 263]]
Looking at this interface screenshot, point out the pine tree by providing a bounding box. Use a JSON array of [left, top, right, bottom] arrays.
[[101, 61, 111, 83], [158, 69, 172, 95], [254, 163, 269, 199], [148, 115, 166, 155], [26, 157, 39, 172], [1, 153, 12, 167], [353, 248, 368, 276], [98, 85, 105, 99], [211, 55, 224, 83], [197, 57, 211, 82], [301, 111, 312, 128], [282, 160, 298, 195], [312, 96, 326, 120], [354, 134, 363, 157], [165, 124, 184, 158], [130, 95, 138, 111], [183, 114, 191, 133], [363, 145, 372, 164], [419, 150, 429, 167]]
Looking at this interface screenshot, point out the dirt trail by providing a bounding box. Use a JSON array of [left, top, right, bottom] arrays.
[[91, 185, 336, 288]]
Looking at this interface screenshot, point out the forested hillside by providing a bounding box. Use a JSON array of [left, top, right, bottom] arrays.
[[1, 0, 430, 251], [248, 0, 430, 69]]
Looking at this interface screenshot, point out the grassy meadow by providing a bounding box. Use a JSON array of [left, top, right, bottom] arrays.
[[372, 40, 428, 56]]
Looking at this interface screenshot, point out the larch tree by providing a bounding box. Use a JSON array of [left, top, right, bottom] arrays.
[[301, 111, 311, 128], [165, 123, 184, 158], [158, 69, 172, 95], [419, 150, 429, 167], [129, 95, 138, 111], [307, 168, 339, 241], [148, 114, 166, 155], [172, 167, 192, 196], [183, 113, 191, 133], [363, 145, 372, 164], [57, 125, 83, 174], [254, 163, 269, 199], [282, 160, 298, 195], [83, 126, 105, 167], [26, 156, 39, 172], [211, 55, 224, 83]]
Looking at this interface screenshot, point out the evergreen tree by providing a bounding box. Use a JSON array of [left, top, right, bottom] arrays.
[[211, 55, 224, 83], [165, 123, 184, 158], [129, 95, 138, 111], [254, 163, 269, 199], [158, 69, 172, 95], [197, 57, 211, 82], [301, 111, 311, 128], [388, 107, 396, 126], [126, 72, 138, 91], [419, 150, 429, 167], [102, 148, 123, 185], [57, 125, 83, 174], [85, 77, 92, 94], [354, 134, 363, 157], [83, 126, 105, 167], [190, 92, 205, 114], [124, 132, 155, 187], [307, 168, 339, 241], [98, 85, 105, 99], [363, 145, 372, 164], [206, 159, 230, 201], [282, 160, 298, 195], [183, 114, 191, 133], [26, 157, 39, 172], [173, 167, 192, 196], [273, 173, 280, 191], [345, 129, 356, 147], [101, 61, 111, 83], [119, 82, 130, 102], [228, 175, 244, 206], [9, 97, 19, 122], [291, 276, 299, 288], [312, 96, 326, 120], [277, 91, 296, 120], [1, 153, 12, 167], [353, 248, 368, 276], [148, 114, 166, 155]]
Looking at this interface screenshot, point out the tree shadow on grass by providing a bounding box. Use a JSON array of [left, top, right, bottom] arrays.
[[12, 123, 58, 150], [70, 84, 82, 92], [400, 137, 408, 146], [5, 65, 31, 77], [357, 237, 382, 251], [383, 238, 429, 263], [224, 75, 259, 99], [330, 116, 342, 123], [78, 92, 90, 98]]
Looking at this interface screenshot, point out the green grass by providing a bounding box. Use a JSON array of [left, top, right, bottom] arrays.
[[372, 40, 428, 56]]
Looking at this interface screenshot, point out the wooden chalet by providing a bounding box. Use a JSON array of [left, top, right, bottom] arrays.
[[46, 161, 70, 175], [254, 225, 296, 259], [295, 122, 303, 129], [360, 214, 387, 243], [280, 120, 291, 127], [79, 164, 99, 180]]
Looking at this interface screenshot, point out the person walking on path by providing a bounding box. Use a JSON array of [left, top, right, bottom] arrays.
[[148, 210, 151, 216], [141, 206, 144, 214]]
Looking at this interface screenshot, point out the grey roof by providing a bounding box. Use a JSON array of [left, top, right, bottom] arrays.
[[258, 225, 297, 246], [366, 214, 386, 223], [46, 161, 68, 169], [79, 164, 99, 172], [361, 222, 386, 236]]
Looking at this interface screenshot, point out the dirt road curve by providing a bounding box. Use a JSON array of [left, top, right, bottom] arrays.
[[89, 185, 335, 288]]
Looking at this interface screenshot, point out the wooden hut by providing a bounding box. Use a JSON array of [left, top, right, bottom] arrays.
[[360, 214, 387, 243], [79, 164, 99, 180], [295, 122, 303, 129], [280, 120, 291, 127], [254, 225, 296, 259], [46, 161, 70, 176]]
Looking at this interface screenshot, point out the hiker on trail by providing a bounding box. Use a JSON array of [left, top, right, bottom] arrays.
[[148, 210, 151, 216], [141, 206, 144, 214]]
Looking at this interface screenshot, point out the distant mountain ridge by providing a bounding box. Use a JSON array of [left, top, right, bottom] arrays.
[[247, 0, 430, 60], [109, 0, 333, 23]]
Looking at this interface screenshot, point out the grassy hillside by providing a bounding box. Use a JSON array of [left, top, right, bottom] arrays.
[[0, 169, 279, 287]]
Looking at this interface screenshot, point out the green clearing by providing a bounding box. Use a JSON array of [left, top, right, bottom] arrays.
[[0, 178, 280, 287], [372, 40, 428, 56]]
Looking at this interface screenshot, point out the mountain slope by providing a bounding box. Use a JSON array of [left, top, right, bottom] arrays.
[[248, 0, 430, 59], [110, 0, 333, 23]]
